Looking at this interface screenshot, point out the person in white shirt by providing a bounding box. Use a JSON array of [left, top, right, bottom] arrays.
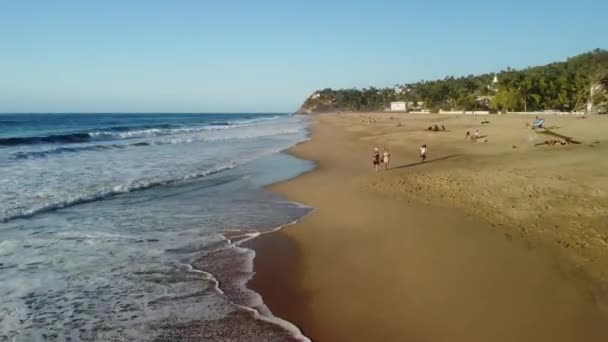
[[382, 148, 391, 170], [420, 144, 427, 163]]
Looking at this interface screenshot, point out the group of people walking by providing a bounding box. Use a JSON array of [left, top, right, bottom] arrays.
[[372, 147, 391, 171], [372, 144, 427, 172]]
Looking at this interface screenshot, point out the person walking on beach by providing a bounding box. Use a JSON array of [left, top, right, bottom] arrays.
[[382, 147, 391, 171], [420, 144, 428, 163], [372, 147, 381, 172]]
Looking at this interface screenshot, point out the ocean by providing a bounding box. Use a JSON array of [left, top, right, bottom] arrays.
[[0, 113, 313, 341]]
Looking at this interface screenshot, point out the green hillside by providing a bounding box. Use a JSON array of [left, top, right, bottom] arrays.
[[299, 49, 608, 114]]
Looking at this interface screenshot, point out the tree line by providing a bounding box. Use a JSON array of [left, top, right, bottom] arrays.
[[307, 49, 608, 114]]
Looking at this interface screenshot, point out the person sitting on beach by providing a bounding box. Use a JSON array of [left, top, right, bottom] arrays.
[[382, 148, 391, 171], [372, 147, 381, 172], [466, 131, 471, 140], [420, 144, 427, 163], [474, 129, 480, 141], [533, 117, 545, 129]]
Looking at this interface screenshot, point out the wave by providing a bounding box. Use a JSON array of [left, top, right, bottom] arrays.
[[10, 144, 125, 159], [190, 209, 315, 342], [0, 120, 21, 126], [10, 128, 302, 160], [100, 124, 177, 132], [1, 116, 285, 147], [0, 163, 236, 223], [0, 133, 92, 146]]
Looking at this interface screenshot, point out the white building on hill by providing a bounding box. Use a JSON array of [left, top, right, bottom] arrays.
[[390, 101, 407, 112]]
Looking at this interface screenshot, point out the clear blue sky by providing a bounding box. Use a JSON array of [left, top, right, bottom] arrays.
[[1, 0, 606, 113]]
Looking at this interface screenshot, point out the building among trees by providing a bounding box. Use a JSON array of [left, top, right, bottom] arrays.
[[301, 50, 608, 114]]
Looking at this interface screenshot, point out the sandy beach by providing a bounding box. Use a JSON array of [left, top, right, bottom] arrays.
[[246, 113, 608, 341]]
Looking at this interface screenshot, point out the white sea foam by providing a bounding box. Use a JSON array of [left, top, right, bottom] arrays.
[[229, 210, 316, 342], [0, 114, 314, 341], [1, 163, 237, 222], [0, 115, 309, 223], [86, 114, 285, 141]]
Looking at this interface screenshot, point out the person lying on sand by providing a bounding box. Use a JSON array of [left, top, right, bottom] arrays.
[[382, 148, 391, 171], [471, 129, 489, 143], [420, 144, 427, 163], [373, 147, 381, 172], [536, 139, 569, 146]]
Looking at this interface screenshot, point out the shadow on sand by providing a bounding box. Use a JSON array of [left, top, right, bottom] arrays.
[[392, 154, 461, 170], [538, 129, 581, 144]]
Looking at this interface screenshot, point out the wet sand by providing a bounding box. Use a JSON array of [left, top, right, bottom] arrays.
[[246, 113, 608, 342]]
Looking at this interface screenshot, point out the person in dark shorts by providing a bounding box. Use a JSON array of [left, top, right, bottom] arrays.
[[373, 147, 381, 172], [420, 144, 427, 163]]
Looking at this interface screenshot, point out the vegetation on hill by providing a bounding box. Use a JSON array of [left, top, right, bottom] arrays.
[[299, 49, 608, 114]]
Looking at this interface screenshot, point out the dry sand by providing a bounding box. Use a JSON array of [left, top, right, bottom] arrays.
[[246, 113, 608, 342]]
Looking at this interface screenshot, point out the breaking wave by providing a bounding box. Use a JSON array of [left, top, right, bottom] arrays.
[[0, 115, 284, 147], [10, 127, 302, 160], [1, 163, 236, 223]]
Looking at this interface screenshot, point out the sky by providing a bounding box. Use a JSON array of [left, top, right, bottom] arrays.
[[1, 0, 606, 113]]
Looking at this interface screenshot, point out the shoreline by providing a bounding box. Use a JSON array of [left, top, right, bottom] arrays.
[[246, 113, 608, 341]]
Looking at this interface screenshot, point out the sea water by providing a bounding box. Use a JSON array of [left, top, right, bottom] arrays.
[[0, 114, 313, 341]]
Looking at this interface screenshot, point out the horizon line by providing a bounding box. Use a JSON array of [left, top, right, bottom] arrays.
[[0, 112, 292, 115]]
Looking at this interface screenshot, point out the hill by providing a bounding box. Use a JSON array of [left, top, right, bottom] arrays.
[[298, 49, 608, 114]]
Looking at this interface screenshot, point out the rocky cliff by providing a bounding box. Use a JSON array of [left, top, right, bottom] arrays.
[[295, 93, 338, 114]]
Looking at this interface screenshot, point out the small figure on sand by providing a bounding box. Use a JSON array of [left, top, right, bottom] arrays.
[[428, 124, 446, 132], [472, 129, 489, 142], [372, 147, 381, 172], [527, 116, 545, 130], [382, 148, 391, 170], [420, 144, 428, 163], [536, 139, 569, 146], [466, 131, 471, 140]]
